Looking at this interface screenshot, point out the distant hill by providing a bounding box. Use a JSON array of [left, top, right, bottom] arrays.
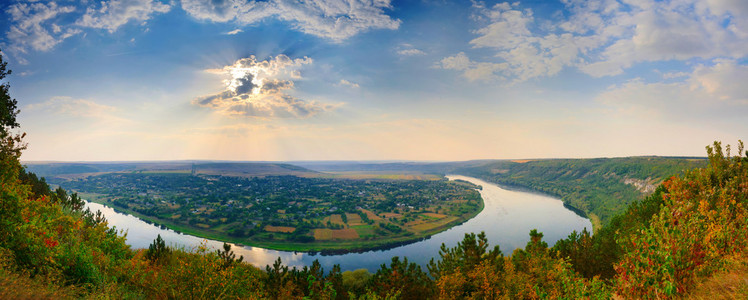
[[192, 162, 318, 177], [23, 161, 319, 182], [291, 160, 495, 174]]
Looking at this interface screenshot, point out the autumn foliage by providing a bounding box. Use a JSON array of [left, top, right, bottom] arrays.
[[615, 141, 748, 298]]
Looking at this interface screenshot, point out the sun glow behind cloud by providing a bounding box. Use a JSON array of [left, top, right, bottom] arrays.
[[193, 55, 338, 119]]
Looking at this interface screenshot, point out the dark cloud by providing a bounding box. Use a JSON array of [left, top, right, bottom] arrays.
[[260, 79, 292, 93], [223, 94, 334, 118], [234, 73, 257, 95]]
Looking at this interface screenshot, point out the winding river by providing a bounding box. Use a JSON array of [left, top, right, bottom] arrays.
[[84, 175, 591, 272]]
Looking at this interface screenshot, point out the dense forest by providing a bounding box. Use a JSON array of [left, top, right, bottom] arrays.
[[2, 53, 747, 298]]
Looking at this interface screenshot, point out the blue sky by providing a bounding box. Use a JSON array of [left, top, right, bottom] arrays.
[[1, 0, 747, 161]]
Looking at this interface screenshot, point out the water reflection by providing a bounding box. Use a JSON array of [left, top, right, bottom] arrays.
[[85, 175, 591, 272]]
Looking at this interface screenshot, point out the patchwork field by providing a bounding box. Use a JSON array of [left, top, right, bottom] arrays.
[[422, 212, 447, 219], [264, 225, 296, 233], [360, 209, 382, 221], [332, 229, 359, 239], [314, 228, 360, 240], [323, 214, 345, 226], [352, 225, 376, 238], [408, 216, 459, 233], [345, 213, 364, 225], [313, 229, 332, 240], [380, 212, 402, 219]]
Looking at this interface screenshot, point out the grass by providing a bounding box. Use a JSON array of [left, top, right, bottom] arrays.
[[679, 255, 748, 299], [0, 268, 80, 299], [352, 225, 376, 238]]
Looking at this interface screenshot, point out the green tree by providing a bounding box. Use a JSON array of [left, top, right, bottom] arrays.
[[428, 232, 503, 298], [428, 231, 503, 279], [0, 50, 24, 168], [0, 50, 26, 271], [370, 256, 433, 299], [342, 269, 372, 296], [0, 51, 19, 136], [216, 242, 243, 270], [145, 234, 170, 263], [18, 169, 51, 199]]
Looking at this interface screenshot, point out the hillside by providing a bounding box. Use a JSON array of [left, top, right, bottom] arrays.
[[453, 156, 707, 229], [23, 161, 320, 182]]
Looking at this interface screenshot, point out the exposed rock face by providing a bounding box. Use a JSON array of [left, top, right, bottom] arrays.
[[624, 177, 658, 194]]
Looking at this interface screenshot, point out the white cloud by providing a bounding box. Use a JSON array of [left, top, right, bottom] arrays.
[[25, 96, 129, 122], [597, 60, 748, 119], [397, 48, 425, 56], [436, 52, 507, 81], [180, 0, 246, 22], [4, 2, 79, 58], [689, 60, 748, 103], [224, 28, 243, 35], [76, 0, 171, 33], [194, 55, 338, 118], [180, 0, 400, 41], [338, 79, 359, 88], [4, 0, 170, 60], [442, 0, 748, 81], [661, 71, 689, 79]]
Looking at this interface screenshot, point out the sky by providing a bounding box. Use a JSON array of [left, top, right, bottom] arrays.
[[1, 0, 747, 162]]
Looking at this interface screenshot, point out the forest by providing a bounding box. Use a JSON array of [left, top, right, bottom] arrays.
[[2, 54, 747, 298]]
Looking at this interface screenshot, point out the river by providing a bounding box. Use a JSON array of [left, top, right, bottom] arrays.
[[84, 175, 591, 272]]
